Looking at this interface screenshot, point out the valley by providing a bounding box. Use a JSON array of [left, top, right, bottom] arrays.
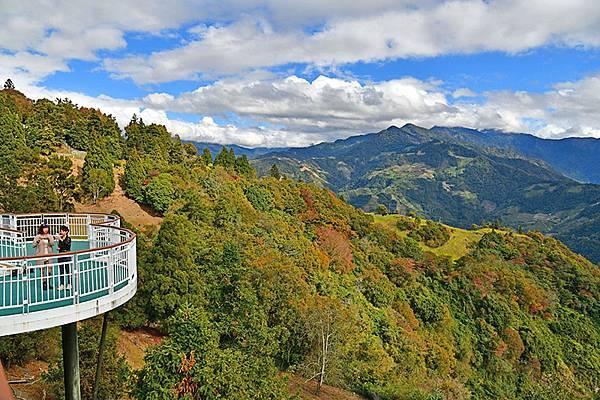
[[253, 124, 600, 263], [0, 88, 599, 400]]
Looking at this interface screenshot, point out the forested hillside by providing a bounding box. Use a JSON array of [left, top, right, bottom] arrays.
[[253, 124, 600, 264], [430, 126, 600, 184], [0, 89, 599, 399]]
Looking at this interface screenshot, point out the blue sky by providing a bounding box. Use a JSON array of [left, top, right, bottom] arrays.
[[2, 1, 600, 146]]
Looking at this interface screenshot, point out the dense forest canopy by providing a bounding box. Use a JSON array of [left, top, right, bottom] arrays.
[[0, 87, 599, 400], [253, 124, 600, 264]]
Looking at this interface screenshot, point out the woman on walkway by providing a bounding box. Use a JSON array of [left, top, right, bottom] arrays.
[[32, 223, 54, 290]]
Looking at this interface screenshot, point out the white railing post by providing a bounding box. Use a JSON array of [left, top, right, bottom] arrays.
[[73, 253, 79, 305], [108, 247, 114, 294], [86, 215, 92, 242]]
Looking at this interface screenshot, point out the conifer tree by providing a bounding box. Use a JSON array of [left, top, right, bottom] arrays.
[[214, 146, 235, 169], [3, 79, 14, 90], [202, 148, 213, 165], [81, 141, 114, 202], [123, 148, 146, 201], [234, 155, 254, 177], [269, 164, 281, 179]]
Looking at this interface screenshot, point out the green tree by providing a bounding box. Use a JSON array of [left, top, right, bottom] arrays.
[[3, 79, 15, 90], [214, 146, 235, 169], [244, 184, 274, 212], [0, 108, 30, 210], [234, 154, 255, 177], [81, 143, 115, 202], [0, 329, 59, 369], [376, 204, 388, 215], [134, 304, 290, 400], [123, 148, 147, 201], [269, 164, 282, 179], [83, 168, 112, 204], [201, 148, 212, 165], [140, 215, 206, 322], [143, 173, 176, 214], [47, 155, 78, 211]]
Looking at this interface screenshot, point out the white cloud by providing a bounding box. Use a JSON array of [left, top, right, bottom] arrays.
[[0, 0, 426, 84], [0, 0, 207, 83], [2, 1, 600, 146], [103, 0, 600, 84], [136, 73, 599, 143], [452, 88, 477, 98], [3, 0, 600, 86], [9, 71, 600, 149], [139, 74, 494, 141]]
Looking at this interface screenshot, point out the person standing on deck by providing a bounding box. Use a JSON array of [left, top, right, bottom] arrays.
[[32, 223, 54, 290], [57, 225, 72, 290]]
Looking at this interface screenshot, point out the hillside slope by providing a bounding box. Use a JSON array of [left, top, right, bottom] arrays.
[[254, 124, 600, 263], [431, 126, 600, 184], [2, 89, 599, 400]]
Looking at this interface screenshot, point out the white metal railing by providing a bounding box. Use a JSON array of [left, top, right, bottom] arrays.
[[0, 229, 25, 259], [0, 213, 135, 318]]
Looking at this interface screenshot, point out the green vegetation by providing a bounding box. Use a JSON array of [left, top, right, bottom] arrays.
[[375, 213, 517, 261], [253, 124, 600, 264], [1, 89, 599, 399], [407, 220, 450, 248], [44, 318, 130, 400]]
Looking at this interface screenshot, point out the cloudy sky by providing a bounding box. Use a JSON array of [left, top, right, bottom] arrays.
[[2, 0, 600, 147]]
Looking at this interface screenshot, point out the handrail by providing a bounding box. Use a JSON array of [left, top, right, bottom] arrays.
[[0, 212, 138, 335], [0, 213, 135, 262]]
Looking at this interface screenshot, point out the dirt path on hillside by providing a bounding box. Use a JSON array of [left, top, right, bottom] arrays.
[[118, 328, 164, 371], [288, 375, 367, 400], [6, 360, 48, 400], [75, 164, 162, 229]]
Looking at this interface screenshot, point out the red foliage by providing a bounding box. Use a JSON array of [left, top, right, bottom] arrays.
[[176, 351, 198, 398], [301, 187, 315, 210], [316, 226, 355, 274], [495, 340, 508, 357], [392, 258, 415, 275], [472, 270, 498, 298], [503, 327, 525, 362]]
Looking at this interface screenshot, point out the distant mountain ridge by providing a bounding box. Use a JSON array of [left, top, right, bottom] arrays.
[[252, 124, 600, 263], [431, 126, 600, 183], [186, 141, 288, 159], [190, 127, 600, 183]]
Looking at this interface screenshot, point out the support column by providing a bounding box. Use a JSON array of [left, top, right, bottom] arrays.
[[92, 312, 109, 400], [62, 322, 81, 400]]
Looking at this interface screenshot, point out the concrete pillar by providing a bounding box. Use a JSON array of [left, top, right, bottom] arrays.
[[62, 322, 81, 400], [92, 312, 109, 400]]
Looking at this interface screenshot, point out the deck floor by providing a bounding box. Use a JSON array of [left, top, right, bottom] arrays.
[[0, 241, 127, 316]]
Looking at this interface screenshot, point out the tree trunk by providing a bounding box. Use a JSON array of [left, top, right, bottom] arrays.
[[316, 326, 328, 396]]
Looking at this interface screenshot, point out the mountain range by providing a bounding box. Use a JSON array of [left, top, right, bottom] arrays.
[[247, 124, 600, 263], [431, 126, 600, 183], [187, 141, 288, 159]]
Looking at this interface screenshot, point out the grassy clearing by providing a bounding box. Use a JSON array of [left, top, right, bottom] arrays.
[[372, 214, 497, 260]]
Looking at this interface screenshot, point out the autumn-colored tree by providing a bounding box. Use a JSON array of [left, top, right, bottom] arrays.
[[316, 226, 354, 273]]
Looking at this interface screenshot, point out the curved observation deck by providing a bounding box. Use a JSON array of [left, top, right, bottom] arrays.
[[0, 213, 137, 336]]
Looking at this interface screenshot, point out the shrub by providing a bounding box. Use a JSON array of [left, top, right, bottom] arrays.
[[143, 173, 176, 213]]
